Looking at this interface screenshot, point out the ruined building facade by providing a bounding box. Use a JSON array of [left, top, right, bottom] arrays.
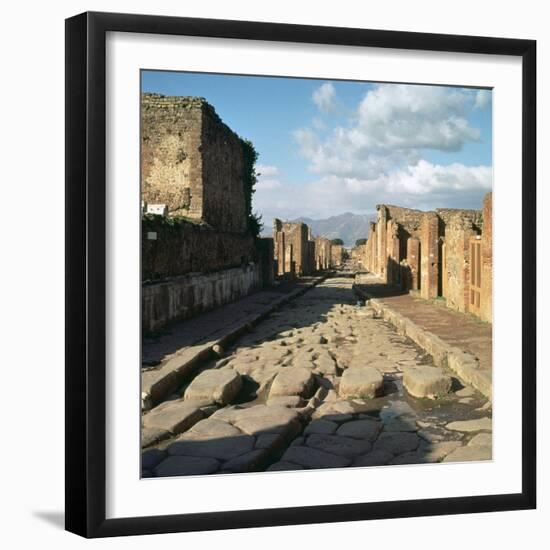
[[141, 93, 248, 232], [272, 220, 339, 277], [141, 94, 273, 331], [363, 193, 492, 323]]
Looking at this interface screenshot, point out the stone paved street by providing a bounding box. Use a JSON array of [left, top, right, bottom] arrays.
[[142, 274, 492, 477]]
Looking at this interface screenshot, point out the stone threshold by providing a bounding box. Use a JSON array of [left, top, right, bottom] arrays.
[[353, 284, 492, 401], [142, 274, 330, 410]]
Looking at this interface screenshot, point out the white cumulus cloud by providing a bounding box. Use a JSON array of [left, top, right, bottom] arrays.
[[312, 82, 336, 113]]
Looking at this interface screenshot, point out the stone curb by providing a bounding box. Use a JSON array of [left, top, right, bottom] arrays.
[[352, 284, 492, 401], [142, 274, 331, 410]]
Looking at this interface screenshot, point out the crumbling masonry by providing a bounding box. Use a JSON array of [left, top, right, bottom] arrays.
[[362, 194, 492, 323]]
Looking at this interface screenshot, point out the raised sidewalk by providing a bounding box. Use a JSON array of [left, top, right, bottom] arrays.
[[142, 275, 328, 409], [354, 274, 492, 400]]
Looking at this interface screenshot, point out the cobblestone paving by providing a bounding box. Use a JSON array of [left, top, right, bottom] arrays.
[[142, 275, 492, 477]]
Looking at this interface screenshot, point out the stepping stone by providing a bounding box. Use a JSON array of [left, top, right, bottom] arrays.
[[306, 434, 372, 458], [230, 405, 302, 440], [281, 446, 351, 469], [142, 400, 205, 435], [353, 450, 393, 467], [336, 419, 382, 441], [446, 417, 492, 433], [184, 369, 242, 405], [167, 433, 255, 461], [373, 431, 420, 456], [304, 419, 338, 436], [269, 367, 315, 399], [339, 367, 384, 399], [154, 455, 220, 477], [443, 444, 492, 462], [402, 366, 452, 399]]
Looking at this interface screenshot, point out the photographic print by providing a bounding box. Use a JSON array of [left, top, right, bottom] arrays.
[[140, 71, 493, 478]]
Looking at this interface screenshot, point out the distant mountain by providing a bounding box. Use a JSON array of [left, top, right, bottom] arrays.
[[292, 212, 376, 247]]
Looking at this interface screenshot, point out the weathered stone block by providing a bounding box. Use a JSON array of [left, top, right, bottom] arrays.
[[142, 400, 204, 435], [184, 368, 242, 405], [339, 367, 384, 398], [269, 367, 315, 399], [402, 365, 452, 399]]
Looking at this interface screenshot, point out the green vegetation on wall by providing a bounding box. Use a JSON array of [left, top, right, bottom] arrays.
[[240, 138, 263, 238]]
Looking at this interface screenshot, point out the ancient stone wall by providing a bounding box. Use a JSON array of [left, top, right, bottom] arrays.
[[141, 93, 247, 232], [142, 264, 262, 333], [358, 194, 492, 322], [314, 237, 332, 271], [443, 214, 479, 313], [420, 212, 441, 299], [142, 217, 257, 281], [273, 219, 311, 277], [480, 193, 492, 322], [331, 244, 344, 267]]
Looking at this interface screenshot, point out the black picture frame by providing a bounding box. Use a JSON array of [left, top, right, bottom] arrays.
[[65, 11, 536, 538]]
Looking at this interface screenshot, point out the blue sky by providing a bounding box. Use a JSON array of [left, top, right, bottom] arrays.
[[142, 71, 492, 224]]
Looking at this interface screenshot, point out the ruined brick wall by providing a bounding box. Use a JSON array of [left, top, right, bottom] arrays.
[[142, 217, 257, 281], [257, 237, 275, 287], [384, 205, 424, 236], [376, 206, 388, 281], [365, 199, 491, 323], [436, 208, 483, 232], [141, 94, 203, 218], [141, 93, 247, 232], [420, 212, 441, 299], [200, 103, 247, 232], [480, 193, 492, 322], [406, 237, 421, 290], [314, 237, 332, 271], [272, 220, 311, 277], [386, 219, 401, 286], [443, 214, 479, 313], [331, 245, 344, 267]]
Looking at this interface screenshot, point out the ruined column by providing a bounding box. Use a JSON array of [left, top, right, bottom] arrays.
[[480, 192, 493, 322], [406, 237, 421, 290], [376, 205, 388, 281], [420, 212, 440, 299], [387, 219, 401, 286]]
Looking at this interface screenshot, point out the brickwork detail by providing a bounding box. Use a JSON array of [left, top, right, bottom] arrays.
[[360, 194, 492, 322]]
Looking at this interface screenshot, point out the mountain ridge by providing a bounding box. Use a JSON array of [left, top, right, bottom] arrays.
[[262, 212, 376, 247]]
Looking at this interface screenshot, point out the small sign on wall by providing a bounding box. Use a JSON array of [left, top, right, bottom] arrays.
[[147, 231, 157, 240]]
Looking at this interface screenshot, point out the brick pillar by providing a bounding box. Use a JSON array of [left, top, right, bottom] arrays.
[[377, 206, 388, 281], [407, 237, 421, 290], [372, 226, 377, 273], [480, 192, 492, 322], [386, 219, 400, 286], [420, 212, 440, 299]]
